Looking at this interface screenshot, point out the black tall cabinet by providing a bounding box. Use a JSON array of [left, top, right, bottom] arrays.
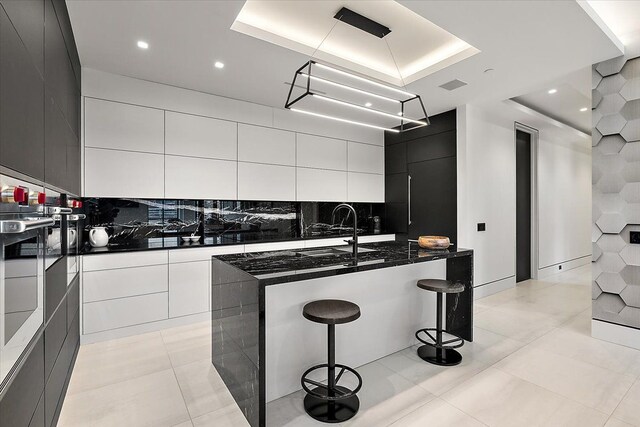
[[0, 0, 80, 195], [0, 2, 81, 427], [384, 109, 458, 244]]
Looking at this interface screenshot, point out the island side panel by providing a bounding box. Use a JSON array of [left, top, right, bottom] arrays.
[[211, 258, 263, 427], [446, 252, 474, 341], [264, 260, 446, 402]]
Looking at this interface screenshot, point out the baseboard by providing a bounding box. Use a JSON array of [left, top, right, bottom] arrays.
[[474, 276, 516, 299], [80, 311, 210, 344], [592, 319, 640, 351], [537, 255, 591, 279]]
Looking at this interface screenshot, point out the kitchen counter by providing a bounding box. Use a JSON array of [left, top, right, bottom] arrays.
[[214, 241, 473, 286], [211, 241, 474, 427]]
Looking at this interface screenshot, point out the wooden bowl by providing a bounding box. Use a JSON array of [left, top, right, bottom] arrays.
[[418, 235, 450, 250]]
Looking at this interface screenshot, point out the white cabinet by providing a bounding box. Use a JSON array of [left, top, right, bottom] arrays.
[[296, 168, 346, 202], [85, 98, 164, 153], [83, 293, 168, 334], [237, 162, 295, 201], [83, 251, 168, 271], [244, 241, 305, 253], [238, 124, 296, 166], [169, 261, 210, 318], [348, 172, 385, 202], [348, 142, 384, 174], [84, 148, 164, 198], [165, 155, 237, 199], [83, 265, 168, 303], [296, 134, 346, 170], [165, 112, 237, 160], [168, 245, 244, 263]]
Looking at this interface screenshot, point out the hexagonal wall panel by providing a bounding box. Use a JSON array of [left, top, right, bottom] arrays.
[[593, 281, 603, 299], [593, 243, 603, 262], [596, 272, 627, 293], [621, 57, 640, 79], [621, 78, 640, 101], [622, 204, 640, 223], [593, 191, 626, 213], [596, 234, 626, 252], [596, 212, 626, 234], [594, 292, 626, 314], [620, 141, 640, 161], [597, 135, 626, 154], [596, 173, 626, 194], [621, 182, 640, 203], [621, 245, 640, 266], [621, 119, 640, 142], [620, 99, 640, 121], [618, 306, 640, 328], [593, 66, 603, 89], [599, 252, 627, 273], [593, 89, 603, 109], [621, 285, 640, 308], [597, 113, 627, 135], [596, 55, 626, 77], [622, 162, 640, 182], [620, 265, 640, 284], [596, 74, 626, 96]]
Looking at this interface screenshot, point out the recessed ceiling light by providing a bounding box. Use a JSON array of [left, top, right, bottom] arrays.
[[548, 88, 557, 94], [580, 107, 588, 112], [214, 61, 225, 69], [365, 102, 372, 107], [397, 112, 403, 116], [137, 40, 149, 49]]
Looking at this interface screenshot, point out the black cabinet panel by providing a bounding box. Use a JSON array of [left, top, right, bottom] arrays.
[[1, 0, 44, 75], [51, 0, 79, 86], [29, 393, 45, 427], [0, 334, 45, 427], [385, 109, 456, 145], [45, 257, 67, 321], [408, 157, 457, 242], [66, 274, 79, 331], [44, 299, 66, 382], [406, 129, 456, 164], [385, 173, 408, 204], [44, 93, 69, 191], [385, 142, 406, 174], [0, 5, 45, 180], [45, 311, 78, 427]]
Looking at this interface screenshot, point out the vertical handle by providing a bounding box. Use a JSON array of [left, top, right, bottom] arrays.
[[408, 174, 412, 226]]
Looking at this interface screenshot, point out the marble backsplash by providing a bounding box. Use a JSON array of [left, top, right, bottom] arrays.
[[80, 198, 384, 252]]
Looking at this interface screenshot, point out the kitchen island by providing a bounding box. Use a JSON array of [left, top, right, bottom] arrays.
[[211, 241, 473, 427]]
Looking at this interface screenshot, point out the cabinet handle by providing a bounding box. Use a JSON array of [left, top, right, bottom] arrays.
[[408, 174, 412, 226]]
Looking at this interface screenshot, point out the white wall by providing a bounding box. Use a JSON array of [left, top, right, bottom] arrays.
[[81, 68, 384, 202], [457, 102, 592, 293]]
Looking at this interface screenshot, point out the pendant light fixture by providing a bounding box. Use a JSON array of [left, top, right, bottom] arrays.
[[284, 7, 429, 133]]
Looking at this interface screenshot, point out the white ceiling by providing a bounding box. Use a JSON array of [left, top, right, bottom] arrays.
[[66, 0, 624, 124], [581, 0, 640, 58], [231, 1, 479, 85], [512, 67, 592, 134]]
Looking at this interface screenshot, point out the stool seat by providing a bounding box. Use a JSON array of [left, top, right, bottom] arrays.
[[303, 299, 361, 325], [417, 279, 464, 294]]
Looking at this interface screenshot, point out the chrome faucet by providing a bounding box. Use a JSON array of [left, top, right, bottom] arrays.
[[331, 203, 358, 258]]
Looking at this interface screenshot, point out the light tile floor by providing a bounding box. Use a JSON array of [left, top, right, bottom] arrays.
[[59, 264, 640, 427]]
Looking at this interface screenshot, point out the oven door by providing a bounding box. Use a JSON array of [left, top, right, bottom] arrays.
[[0, 217, 52, 389], [66, 214, 84, 286]]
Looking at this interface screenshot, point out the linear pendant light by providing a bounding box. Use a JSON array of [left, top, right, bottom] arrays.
[[291, 108, 400, 133], [312, 93, 427, 125], [299, 73, 400, 104], [314, 62, 415, 98]]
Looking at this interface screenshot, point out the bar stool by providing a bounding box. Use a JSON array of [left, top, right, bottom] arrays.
[[415, 279, 465, 366], [301, 299, 363, 423]]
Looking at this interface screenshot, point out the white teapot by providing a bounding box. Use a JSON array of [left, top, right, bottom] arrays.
[[89, 227, 109, 248]]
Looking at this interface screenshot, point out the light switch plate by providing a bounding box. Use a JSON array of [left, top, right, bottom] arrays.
[[631, 231, 640, 244]]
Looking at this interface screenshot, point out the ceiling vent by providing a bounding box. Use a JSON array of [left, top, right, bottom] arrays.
[[439, 79, 468, 91]]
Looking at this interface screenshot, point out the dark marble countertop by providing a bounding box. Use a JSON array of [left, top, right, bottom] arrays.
[[213, 241, 473, 286]]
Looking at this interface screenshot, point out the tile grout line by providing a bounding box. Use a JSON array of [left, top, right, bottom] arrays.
[[159, 330, 196, 424]]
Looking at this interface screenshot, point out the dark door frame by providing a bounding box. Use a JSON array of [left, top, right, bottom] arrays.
[[514, 122, 539, 281]]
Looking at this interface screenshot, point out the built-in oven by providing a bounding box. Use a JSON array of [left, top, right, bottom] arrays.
[[0, 175, 51, 391], [66, 198, 84, 286]]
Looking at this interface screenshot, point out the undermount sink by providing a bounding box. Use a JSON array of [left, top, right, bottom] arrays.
[[300, 246, 377, 257]]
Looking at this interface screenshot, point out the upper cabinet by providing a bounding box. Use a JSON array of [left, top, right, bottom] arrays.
[[165, 111, 237, 160], [85, 98, 164, 153], [0, 4, 45, 181], [238, 124, 295, 166], [296, 134, 346, 171], [348, 142, 384, 175]]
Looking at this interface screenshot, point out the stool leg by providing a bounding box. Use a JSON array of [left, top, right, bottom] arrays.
[[417, 292, 463, 366], [327, 324, 335, 398]]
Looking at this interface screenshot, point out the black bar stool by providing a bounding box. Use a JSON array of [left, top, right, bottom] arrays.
[[301, 299, 363, 423], [415, 279, 465, 366]]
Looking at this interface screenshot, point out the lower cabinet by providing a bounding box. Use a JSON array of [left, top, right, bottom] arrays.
[[83, 293, 168, 334], [169, 261, 210, 318]]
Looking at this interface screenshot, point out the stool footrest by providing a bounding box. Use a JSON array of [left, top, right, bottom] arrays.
[[415, 328, 464, 349], [301, 363, 363, 401]]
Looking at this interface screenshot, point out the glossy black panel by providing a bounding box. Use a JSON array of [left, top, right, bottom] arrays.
[[1, 0, 44, 75], [45, 257, 66, 321], [0, 334, 45, 427], [29, 392, 45, 427], [44, 300, 66, 381], [406, 129, 456, 163], [446, 254, 474, 341], [0, 5, 45, 180], [211, 259, 261, 427], [80, 199, 385, 254], [66, 275, 79, 331], [516, 130, 531, 282], [385, 142, 406, 174], [50, 0, 79, 86]]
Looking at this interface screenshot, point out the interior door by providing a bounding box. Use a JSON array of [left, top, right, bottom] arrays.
[[516, 130, 532, 282], [408, 157, 457, 243]]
